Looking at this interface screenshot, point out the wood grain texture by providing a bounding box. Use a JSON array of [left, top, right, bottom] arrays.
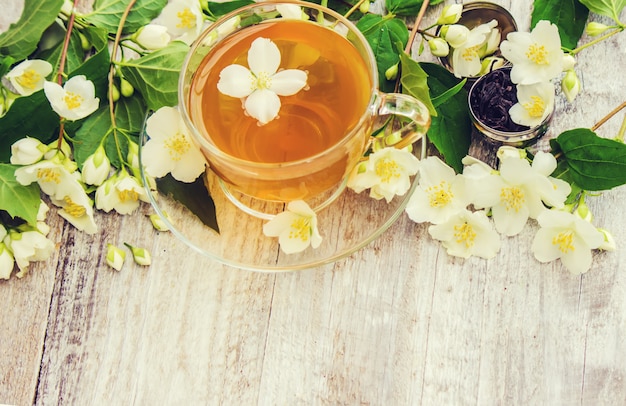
[[1, 1, 626, 405]]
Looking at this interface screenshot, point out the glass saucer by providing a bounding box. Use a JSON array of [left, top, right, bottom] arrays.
[[138, 130, 426, 272]]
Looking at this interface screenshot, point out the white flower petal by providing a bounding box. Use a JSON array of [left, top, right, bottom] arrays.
[[248, 37, 281, 76], [270, 69, 308, 96], [217, 65, 255, 98], [244, 89, 281, 125], [146, 107, 184, 141]]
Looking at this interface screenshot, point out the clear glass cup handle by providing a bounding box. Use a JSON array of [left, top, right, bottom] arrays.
[[371, 92, 431, 151]]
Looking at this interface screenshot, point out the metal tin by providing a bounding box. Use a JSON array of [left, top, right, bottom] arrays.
[[468, 67, 554, 146]]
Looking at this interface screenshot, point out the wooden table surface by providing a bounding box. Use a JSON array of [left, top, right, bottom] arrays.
[[2, 1, 626, 404]]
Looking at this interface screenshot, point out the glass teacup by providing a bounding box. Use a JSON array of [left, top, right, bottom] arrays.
[[179, 0, 431, 209]]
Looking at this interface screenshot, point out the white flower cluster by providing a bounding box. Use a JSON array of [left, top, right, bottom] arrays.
[[428, 4, 505, 78], [0, 203, 54, 279], [499, 20, 580, 127], [404, 146, 613, 274]]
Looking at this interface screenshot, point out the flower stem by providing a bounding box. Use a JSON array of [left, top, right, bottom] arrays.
[[55, 8, 77, 150], [570, 27, 624, 55], [591, 101, 626, 132], [405, 0, 430, 55], [108, 0, 136, 166], [343, 0, 368, 20], [393, 0, 429, 94]]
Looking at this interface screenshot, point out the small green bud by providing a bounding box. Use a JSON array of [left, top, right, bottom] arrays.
[[597, 228, 616, 251], [385, 63, 399, 80], [110, 84, 120, 102], [428, 37, 450, 57], [78, 32, 91, 51], [561, 70, 581, 103], [149, 212, 171, 232], [124, 243, 152, 266], [106, 244, 126, 271], [359, 1, 370, 14], [574, 201, 593, 222], [436, 4, 463, 25], [586, 22, 609, 36], [120, 78, 134, 98]]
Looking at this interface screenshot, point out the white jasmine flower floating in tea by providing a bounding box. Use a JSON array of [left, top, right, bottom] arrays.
[[217, 37, 308, 125]]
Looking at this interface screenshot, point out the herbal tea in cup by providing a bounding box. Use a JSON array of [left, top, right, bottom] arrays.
[[179, 1, 431, 203]]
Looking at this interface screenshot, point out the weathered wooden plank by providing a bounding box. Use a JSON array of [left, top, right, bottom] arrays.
[[1, 0, 625, 405]]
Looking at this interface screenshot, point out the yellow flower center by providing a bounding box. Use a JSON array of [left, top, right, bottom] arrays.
[[500, 186, 525, 212], [552, 230, 575, 253], [164, 132, 191, 161], [427, 181, 453, 208], [454, 222, 476, 248], [16, 69, 41, 90], [252, 72, 272, 91], [176, 7, 196, 29], [37, 168, 61, 184], [118, 189, 139, 202], [289, 217, 311, 242], [64, 91, 83, 110], [522, 96, 546, 118], [375, 158, 401, 183], [461, 45, 480, 62], [526, 43, 548, 65], [63, 196, 86, 217]]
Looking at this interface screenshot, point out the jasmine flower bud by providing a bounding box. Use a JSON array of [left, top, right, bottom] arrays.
[[81, 144, 111, 186], [574, 200, 593, 222], [497, 146, 527, 161], [597, 228, 616, 251], [149, 212, 171, 232], [428, 37, 450, 57], [440, 24, 470, 49], [120, 78, 134, 97], [10, 137, 49, 165], [124, 243, 152, 266], [561, 70, 581, 103], [562, 54, 576, 71], [586, 22, 609, 36], [106, 243, 126, 271], [133, 24, 171, 50], [436, 4, 463, 25], [385, 63, 399, 80]]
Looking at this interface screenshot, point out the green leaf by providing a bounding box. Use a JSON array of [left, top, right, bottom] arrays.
[[0, 164, 41, 227], [83, 0, 168, 34], [399, 52, 437, 117], [119, 41, 189, 110], [357, 15, 408, 93], [532, 0, 589, 49], [0, 0, 64, 60], [0, 92, 58, 163], [205, 0, 255, 18], [156, 174, 219, 234], [73, 96, 145, 169], [551, 128, 626, 190], [0, 55, 16, 77], [579, 0, 626, 22], [38, 30, 86, 75], [420, 63, 472, 173]]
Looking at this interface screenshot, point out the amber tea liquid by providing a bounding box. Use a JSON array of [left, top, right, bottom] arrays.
[[187, 19, 373, 201]]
